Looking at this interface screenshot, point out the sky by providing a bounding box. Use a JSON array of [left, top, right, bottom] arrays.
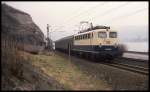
[[2, 1, 149, 41]]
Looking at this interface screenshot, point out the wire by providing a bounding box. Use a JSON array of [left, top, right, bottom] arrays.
[[60, 5, 84, 25], [54, 3, 147, 35], [59, 2, 107, 29], [65, 2, 106, 23], [108, 7, 148, 24], [60, 2, 128, 33], [60, 2, 129, 31], [91, 2, 130, 21]]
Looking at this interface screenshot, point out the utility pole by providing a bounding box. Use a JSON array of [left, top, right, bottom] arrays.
[[47, 24, 50, 40], [46, 24, 53, 51]]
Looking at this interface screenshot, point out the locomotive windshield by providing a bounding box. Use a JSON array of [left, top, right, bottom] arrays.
[[98, 32, 107, 38], [109, 32, 117, 38]]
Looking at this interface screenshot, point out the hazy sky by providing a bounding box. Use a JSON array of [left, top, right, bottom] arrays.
[[2, 1, 148, 41]]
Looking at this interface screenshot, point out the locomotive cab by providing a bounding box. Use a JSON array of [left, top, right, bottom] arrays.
[[93, 29, 121, 58], [73, 27, 122, 60], [93, 29, 118, 47]]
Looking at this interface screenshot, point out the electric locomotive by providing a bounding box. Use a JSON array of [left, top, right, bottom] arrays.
[[55, 25, 123, 60]]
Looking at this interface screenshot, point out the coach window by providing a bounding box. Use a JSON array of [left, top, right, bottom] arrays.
[[88, 33, 90, 39], [85, 34, 87, 39], [82, 34, 85, 39], [84, 34, 86, 39], [82, 35, 84, 39]]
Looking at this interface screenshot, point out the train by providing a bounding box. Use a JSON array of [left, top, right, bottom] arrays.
[[55, 25, 123, 60]]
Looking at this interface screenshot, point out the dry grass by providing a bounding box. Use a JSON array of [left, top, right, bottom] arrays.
[[26, 52, 111, 90], [1, 34, 42, 90], [2, 38, 23, 78], [1, 36, 26, 90]]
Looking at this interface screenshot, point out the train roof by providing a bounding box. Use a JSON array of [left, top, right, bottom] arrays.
[[74, 29, 117, 36], [55, 35, 73, 42], [78, 25, 110, 33]]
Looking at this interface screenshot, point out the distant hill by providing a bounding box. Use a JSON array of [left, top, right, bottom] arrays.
[[2, 4, 45, 52]]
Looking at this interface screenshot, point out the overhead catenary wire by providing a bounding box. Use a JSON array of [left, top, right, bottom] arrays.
[[107, 7, 148, 24], [64, 2, 106, 24], [58, 2, 129, 33], [57, 2, 107, 31], [54, 2, 148, 35], [62, 2, 129, 26], [90, 2, 130, 21], [58, 2, 129, 32], [60, 5, 85, 25]]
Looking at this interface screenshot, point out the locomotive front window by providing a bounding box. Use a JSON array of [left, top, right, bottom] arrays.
[[109, 32, 117, 38], [98, 32, 107, 38]]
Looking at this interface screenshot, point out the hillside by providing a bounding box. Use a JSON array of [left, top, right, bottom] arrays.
[[2, 3, 45, 53], [1, 4, 56, 90]]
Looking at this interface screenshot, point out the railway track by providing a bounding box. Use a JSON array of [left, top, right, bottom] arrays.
[[104, 57, 149, 75], [125, 51, 148, 55], [107, 62, 148, 75], [56, 51, 149, 75]]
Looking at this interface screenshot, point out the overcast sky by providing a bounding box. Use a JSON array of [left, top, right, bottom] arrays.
[[2, 1, 148, 41]]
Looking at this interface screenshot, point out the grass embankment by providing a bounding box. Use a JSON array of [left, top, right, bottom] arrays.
[[25, 51, 111, 90]]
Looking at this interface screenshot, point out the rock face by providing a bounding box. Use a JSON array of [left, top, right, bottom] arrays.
[[2, 4, 45, 52]]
